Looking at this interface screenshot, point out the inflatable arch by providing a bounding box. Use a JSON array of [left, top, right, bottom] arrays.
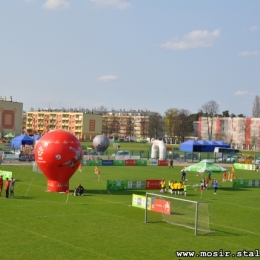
[[151, 140, 166, 160]]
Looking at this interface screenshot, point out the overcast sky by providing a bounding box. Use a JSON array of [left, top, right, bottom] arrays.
[[1, 0, 260, 116]]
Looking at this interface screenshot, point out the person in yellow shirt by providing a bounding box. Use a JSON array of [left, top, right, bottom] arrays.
[[94, 166, 99, 175], [179, 181, 184, 195], [160, 179, 166, 193]]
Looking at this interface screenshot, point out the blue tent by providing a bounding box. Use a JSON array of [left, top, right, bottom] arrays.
[[11, 135, 33, 149], [180, 140, 202, 152], [180, 140, 230, 152]]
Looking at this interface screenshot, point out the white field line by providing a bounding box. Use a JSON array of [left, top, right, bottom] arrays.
[[2, 221, 116, 260]]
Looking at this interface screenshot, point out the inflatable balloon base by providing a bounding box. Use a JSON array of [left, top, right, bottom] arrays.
[[47, 180, 69, 192]]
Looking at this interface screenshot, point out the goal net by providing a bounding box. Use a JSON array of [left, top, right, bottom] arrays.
[[144, 192, 214, 235]]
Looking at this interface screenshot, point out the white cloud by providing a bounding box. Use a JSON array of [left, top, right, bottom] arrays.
[[238, 51, 260, 56], [98, 75, 118, 82], [249, 26, 260, 32], [160, 29, 221, 50], [234, 91, 249, 96], [42, 0, 70, 10], [90, 0, 131, 9]]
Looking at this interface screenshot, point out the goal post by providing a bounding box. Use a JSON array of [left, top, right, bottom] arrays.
[[145, 192, 214, 236]]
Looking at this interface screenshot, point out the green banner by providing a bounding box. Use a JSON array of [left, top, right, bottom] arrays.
[[0, 170, 12, 180], [113, 160, 125, 166], [233, 179, 248, 188], [136, 160, 147, 166], [88, 160, 102, 166], [107, 180, 127, 190]]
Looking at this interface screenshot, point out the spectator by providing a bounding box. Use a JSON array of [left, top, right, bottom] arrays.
[[5, 178, 10, 198], [9, 178, 16, 198], [213, 179, 218, 194], [76, 184, 84, 196], [0, 175, 3, 196]]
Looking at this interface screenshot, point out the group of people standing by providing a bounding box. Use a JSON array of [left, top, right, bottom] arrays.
[[0, 175, 15, 198]]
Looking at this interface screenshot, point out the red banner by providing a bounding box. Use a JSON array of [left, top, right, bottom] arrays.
[[151, 198, 171, 215], [146, 179, 161, 189], [158, 160, 168, 166], [125, 160, 137, 166]]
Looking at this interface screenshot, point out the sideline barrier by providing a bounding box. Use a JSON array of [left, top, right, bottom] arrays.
[[81, 159, 170, 166], [107, 179, 161, 190], [233, 179, 260, 188]]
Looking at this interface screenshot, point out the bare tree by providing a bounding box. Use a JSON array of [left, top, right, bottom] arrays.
[[201, 100, 219, 140], [164, 108, 178, 137], [174, 109, 194, 142], [148, 113, 165, 139], [252, 95, 260, 118]]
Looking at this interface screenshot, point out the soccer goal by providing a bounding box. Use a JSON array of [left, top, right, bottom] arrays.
[[144, 193, 214, 235]]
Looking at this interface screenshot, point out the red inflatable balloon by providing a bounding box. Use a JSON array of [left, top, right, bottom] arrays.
[[34, 130, 82, 192]]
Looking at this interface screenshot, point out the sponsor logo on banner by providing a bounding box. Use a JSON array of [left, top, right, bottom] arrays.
[[102, 160, 114, 166], [127, 181, 145, 189], [125, 160, 136, 166], [151, 198, 171, 215], [158, 160, 168, 166], [146, 180, 161, 189], [147, 159, 158, 166]]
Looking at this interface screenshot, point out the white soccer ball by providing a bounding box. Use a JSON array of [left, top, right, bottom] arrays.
[[185, 179, 188, 182], [55, 154, 61, 160]]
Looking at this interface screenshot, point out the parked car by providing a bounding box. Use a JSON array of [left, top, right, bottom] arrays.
[[217, 156, 228, 162], [226, 156, 238, 162], [255, 158, 260, 164], [180, 153, 198, 160], [115, 150, 130, 156]]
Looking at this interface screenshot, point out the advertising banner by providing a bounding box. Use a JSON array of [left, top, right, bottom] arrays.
[[158, 160, 168, 166], [151, 197, 171, 215], [102, 160, 114, 166], [88, 160, 102, 166], [232, 179, 248, 188], [107, 180, 127, 190], [125, 160, 136, 166], [0, 170, 12, 180], [127, 181, 146, 189], [146, 179, 161, 189], [136, 160, 147, 166], [132, 194, 151, 209], [147, 159, 158, 166], [81, 160, 89, 166], [248, 180, 260, 187], [113, 160, 125, 166], [234, 163, 255, 171]]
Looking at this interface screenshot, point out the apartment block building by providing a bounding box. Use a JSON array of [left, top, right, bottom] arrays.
[[198, 116, 260, 150], [26, 110, 102, 139], [102, 110, 156, 139], [0, 97, 23, 138]]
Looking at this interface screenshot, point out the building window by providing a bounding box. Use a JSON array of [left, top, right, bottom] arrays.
[[89, 120, 95, 131]]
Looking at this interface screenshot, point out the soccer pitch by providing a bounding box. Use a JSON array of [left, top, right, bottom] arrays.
[[1, 164, 260, 259]]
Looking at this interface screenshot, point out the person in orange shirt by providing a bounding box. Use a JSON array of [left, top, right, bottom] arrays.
[[94, 166, 99, 175], [222, 172, 227, 182], [78, 163, 82, 172], [5, 178, 10, 198], [230, 172, 235, 182]]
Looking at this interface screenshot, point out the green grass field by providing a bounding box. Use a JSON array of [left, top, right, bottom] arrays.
[[1, 164, 260, 259]]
